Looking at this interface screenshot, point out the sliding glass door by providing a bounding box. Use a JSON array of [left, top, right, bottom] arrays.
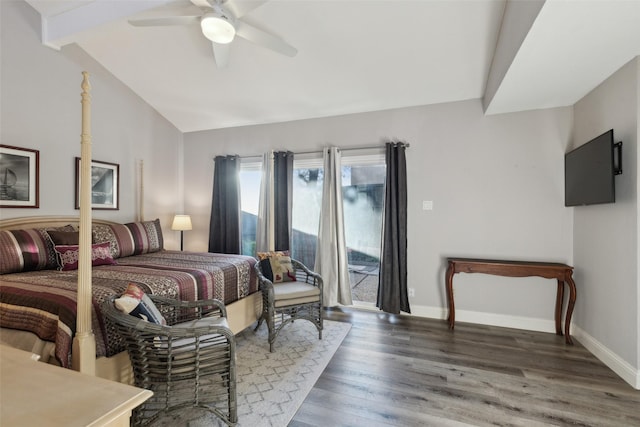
[[291, 154, 385, 304]]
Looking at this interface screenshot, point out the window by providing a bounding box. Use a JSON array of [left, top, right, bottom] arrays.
[[239, 161, 261, 256]]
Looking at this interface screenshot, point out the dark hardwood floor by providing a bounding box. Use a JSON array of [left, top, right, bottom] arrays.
[[290, 307, 640, 427]]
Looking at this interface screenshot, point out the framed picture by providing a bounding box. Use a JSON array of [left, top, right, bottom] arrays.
[[0, 145, 39, 208], [75, 158, 119, 210]]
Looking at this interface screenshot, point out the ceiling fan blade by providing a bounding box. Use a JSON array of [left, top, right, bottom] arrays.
[[128, 16, 200, 27], [212, 42, 230, 68], [235, 21, 297, 57], [224, 0, 269, 19]]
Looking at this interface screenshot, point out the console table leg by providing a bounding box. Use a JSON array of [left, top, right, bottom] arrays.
[[555, 279, 564, 336], [565, 275, 577, 345], [446, 262, 455, 329]]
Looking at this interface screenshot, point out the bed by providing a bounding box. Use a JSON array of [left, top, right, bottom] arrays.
[[0, 215, 261, 383], [0, 74, 261, 384]]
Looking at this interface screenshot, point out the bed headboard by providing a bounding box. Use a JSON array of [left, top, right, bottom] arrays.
[[0, 216, 120, 231]]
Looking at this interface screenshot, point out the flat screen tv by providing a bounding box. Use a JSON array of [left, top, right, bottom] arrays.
[[564, 129, 621, 207]]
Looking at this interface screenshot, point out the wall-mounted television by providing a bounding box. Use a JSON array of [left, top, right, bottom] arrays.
[[564, 129, 622, 207]]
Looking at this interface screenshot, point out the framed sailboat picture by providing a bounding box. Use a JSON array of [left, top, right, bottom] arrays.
[[75, 158, 119, 210], [0, 145, 39, 208]]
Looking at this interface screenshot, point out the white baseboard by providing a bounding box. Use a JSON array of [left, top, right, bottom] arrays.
[[572, 325, 640, 390], [409, 304, 558, 333], [408, 304, 639, 390]]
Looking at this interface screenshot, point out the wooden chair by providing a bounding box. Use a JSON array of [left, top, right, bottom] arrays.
[[103, 295, 237, 426], [254, 258, 323, 352]]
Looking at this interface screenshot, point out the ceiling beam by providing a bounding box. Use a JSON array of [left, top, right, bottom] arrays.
[[482, 0, 545, 114], [39, 0, 176, 50]]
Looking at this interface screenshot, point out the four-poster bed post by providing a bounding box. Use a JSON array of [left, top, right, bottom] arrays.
[[72, 71, 96, 375]]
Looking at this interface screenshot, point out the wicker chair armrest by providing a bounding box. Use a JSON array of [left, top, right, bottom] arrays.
[[105, 306, 234, 341], [291, 259, 323, 290], [149, 295, 228, 317]]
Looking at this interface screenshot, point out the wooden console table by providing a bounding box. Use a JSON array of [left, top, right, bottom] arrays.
[[445, 258, 576, 344]]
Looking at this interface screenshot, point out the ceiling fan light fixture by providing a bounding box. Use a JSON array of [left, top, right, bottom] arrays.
[[201, 13, 235, 44]]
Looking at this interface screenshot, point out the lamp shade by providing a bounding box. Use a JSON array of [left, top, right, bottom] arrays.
[[171, 215, 192, 231]]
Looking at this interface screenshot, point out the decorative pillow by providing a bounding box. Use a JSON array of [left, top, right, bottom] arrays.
[[0, 230, 23, 274], [46, 230, 80, 245], [0, 226, 74, 274], [124, 219, 164, 255], [92, 223, 135, 259], [54, 242, 117, 271], [258, 257, 275, 282], [257, 251, 296, 283], [114, 283, 167, 325]]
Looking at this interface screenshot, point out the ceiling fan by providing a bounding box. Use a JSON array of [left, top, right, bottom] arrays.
[[128, 0, 297, 68]]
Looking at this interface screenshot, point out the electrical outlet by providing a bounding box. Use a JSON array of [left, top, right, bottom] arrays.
[[408, 288, 415, 297]]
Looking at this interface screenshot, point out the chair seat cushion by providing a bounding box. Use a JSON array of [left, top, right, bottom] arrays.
[[273, 282, 320, 308], [155, 316, 232, 369], [172, 315, 229, 331]]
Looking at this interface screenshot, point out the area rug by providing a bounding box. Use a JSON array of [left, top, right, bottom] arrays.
[[151, 319, 351, 427]]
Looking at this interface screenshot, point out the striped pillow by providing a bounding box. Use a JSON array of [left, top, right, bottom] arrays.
[[92, 223, 136, 259], [0, 226, 75, 274], [124, 219, 164, 255]]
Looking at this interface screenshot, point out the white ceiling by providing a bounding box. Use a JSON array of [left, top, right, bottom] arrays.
[[24, 0, 640, 133]]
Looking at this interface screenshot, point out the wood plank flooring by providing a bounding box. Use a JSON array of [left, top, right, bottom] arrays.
[[290, 307, 640, 427]]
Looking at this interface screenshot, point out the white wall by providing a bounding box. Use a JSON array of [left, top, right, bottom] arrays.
[[572, 57, 639, 388], [184, 99, 574, 326], [0, 1, 184, 249]]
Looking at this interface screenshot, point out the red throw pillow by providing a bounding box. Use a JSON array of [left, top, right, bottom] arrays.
[[54, 242, 116, 271]]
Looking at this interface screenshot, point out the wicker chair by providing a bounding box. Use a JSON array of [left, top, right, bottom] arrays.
[[254, 258, 323, 352], [102, 295, 237, 426]]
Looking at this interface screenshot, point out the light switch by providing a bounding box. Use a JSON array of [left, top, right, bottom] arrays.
[[422, 200, 433, 210]]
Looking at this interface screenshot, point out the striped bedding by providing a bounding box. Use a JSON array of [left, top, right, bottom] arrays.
[[0, 251, 257, 367]]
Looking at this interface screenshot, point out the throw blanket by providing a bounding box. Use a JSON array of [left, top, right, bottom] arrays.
[[0, 251, 257, 367]]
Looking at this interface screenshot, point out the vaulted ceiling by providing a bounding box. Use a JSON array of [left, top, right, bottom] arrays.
[[24, 0, 640, 133]]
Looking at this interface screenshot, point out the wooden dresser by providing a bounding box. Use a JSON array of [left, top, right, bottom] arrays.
[[0, 345, 152, 426]]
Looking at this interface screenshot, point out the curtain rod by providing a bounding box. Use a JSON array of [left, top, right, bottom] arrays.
[[237, 142, 410, 160]]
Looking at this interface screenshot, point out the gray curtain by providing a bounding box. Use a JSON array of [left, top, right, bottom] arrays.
[[255, 152, 273, 253], [377, 142, 410, 314], [315, 147, 352, 307], [273, 151, 293, 251], [255, 151, 293, 253], [209, 155, 241, 254]]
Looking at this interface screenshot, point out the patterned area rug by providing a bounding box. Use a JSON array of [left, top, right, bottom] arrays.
[[151, 319, 351, 427]]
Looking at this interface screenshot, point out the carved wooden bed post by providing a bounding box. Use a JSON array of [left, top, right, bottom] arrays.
[[72, 71, 97, 374]]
